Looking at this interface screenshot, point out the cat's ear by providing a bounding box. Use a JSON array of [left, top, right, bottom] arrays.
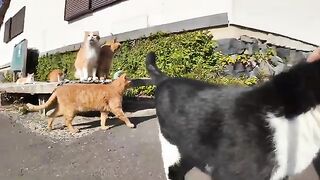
[[122, 73, 131, 84], [84, 31, 89, 39], [118, 73, 125, 79], [121, 73, 128, 79]]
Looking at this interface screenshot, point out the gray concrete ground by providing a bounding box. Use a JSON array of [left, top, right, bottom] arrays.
[[0, 100, 319, 180], [0, 102, 165, 180]]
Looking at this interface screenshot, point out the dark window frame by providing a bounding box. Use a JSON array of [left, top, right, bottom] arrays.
[[3, 6, 26, 43], [64, 0, 91, 21], [64, 0, 122, 21], [10, 6, 26, 40], [3, 18, 12, 43]]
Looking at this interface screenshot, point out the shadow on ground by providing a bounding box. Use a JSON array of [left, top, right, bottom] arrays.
[[72, 97, 156, 130], [75, 114, 157, 130], [73, 97, 155, 117]]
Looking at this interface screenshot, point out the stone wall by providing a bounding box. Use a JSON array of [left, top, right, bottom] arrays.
[[216, 35, 311, 79]]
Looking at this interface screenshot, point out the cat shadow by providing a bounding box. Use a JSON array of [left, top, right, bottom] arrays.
[[122, 97, 155, 112], [73, 97, 155, 118], [74, 114, 157, 130]]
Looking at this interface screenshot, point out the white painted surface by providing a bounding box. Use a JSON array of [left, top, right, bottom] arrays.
[[0, 0, 27, 67], [1, 0, 320, 67], [230, 0, 320, 46], [0, 0, 231, 66]]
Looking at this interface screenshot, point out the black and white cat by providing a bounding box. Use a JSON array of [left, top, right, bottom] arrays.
[[146, 51, 320, 180]]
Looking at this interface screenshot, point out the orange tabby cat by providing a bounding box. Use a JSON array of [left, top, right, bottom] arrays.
[[97, 39, 121, 80], [26, 74, 134, 133], [16, 73, 34, 84], [48, 69, 66, 82], [74, 31, 101, 81]]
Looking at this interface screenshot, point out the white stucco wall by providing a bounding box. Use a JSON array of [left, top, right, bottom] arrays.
[[2, 0, 319, 68], [0, 0, 231, 66], [0, 0, 27, 66], [230, 0, 320, 46]]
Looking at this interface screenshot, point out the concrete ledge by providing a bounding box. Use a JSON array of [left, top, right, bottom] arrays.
[[210, 25, 317, 51], [0, 78, 152, 95], [0, 82, 59, 94], [109, 13, 229, 42], [0, 63, 10, 69], [0, 63, 11, 72]]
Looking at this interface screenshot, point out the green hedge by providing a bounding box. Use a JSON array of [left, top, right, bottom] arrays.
[[36, 31, 274, 96], [36, 51, 76, 81]]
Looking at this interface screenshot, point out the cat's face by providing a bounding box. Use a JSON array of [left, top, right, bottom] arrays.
[[118, 74, 131, 88], [27, 73, 34, 81], [84, 31, 100, 45]]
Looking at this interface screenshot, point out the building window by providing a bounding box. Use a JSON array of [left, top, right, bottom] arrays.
[[64, 0, 121, 21], [11, 7, 26, 39], [3, 6, 25, 43], [64, 0, 91, 21], [3, 18, 11, 43]]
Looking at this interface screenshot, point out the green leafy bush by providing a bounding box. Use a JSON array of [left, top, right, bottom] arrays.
[[36, 52, 76, 81], [36, 30, 274, 96], [3, 71, 14, 82], [111, 31, 220, 96]]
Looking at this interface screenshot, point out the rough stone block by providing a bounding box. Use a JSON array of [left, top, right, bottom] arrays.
[[288, 50, 306, 65], [217, 38, 246, 55], [276, 47, 290, 60], [239, 35, 259, 44]]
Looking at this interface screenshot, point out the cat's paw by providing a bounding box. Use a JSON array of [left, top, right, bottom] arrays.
[[70, 128, 80, 134], [100, 125, 113, 130], [126, 123, 135, 128], [80, 77, 87, 82]]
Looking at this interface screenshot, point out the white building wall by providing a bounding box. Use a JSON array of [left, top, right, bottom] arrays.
[[230, 0, 320, 46], [0, 0, 27, 66], [0, 0, 231, 66], [1, 0, 320, 67]]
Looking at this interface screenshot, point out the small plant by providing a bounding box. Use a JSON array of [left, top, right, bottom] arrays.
[[36, 52, 77, 81], [3, 71, 14, 82]]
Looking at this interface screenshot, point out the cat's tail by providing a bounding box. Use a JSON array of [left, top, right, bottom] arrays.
[[26, 92, 57, 111], [146, 52, 168, 85]]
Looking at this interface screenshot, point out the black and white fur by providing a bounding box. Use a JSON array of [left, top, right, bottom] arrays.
[[146, 51, 320, 180]]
